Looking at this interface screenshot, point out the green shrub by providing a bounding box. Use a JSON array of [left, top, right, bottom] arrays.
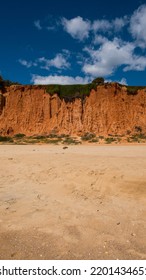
[[129, 134, 146, 142], [0, 136, 13, 142], [46, 83, 97, 100], [14, 133, 26, 138], [127, 137, 131, 143], [89, 138, 99, 143], [126, 130, 131, 135], [48, 133, 58, 138], [62, 137, 81, 145], [59, 134, 69, 138], [116, 137, 121, 142], [99, 135, 104, 139], [43, 139, 61, 144], [0, 75, 20, 93], [92, 77, 104, 85], [129, 135, 139, 142], [126, 86, 146, 95], [135, 126, 142, 133], [32, 134, 61, 140], [138, 134, 146, 139], [23, 139, 38, 144], [32, 135, 46, 140], [105, 137, 116, 144], [81, 132, 96, 141]]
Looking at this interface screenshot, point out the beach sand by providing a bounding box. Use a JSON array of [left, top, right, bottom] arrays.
[[0, 145, 146, 260]]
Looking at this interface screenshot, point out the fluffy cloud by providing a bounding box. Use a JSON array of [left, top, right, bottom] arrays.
[[19, 52, 70, 71], [118, 77, 127, 85], [61, 15, 127, 45], [113, 17, 128, 32], [106, 77, 128, 85], [34, 20, 42, 30], [92, 19, 112, 33], [123, 55, 146, 71], [82, 39, 146, 77], [62, 16, 91, 41], [32, 75, 90, 85], [93, 35, 108, 45], [19, 59, 37, 68], [38, 53, 70, 70], [92, 17, 127, 34], [29, 5, 146, 83], [34, 16, 58, 32], [129, 4, 146, 47]]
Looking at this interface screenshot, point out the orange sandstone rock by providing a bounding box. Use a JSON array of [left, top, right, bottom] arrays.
[[0, 84, 146, 136]]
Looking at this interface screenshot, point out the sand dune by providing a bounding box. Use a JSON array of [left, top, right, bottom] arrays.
[[0, 145, 146, 259]]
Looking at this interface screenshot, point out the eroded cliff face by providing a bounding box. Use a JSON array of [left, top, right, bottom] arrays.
[[0, 84, 146, 136]]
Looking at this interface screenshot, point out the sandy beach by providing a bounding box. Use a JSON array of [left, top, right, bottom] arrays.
[[0, 145, 146, 260]]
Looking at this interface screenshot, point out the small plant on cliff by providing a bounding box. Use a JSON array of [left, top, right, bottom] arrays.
[[62, 137, 81, 145], [81, 133, 96, 141], [105, 137, 116, 144], [99, 135, 104, 139], [46, 83, 97, 100], [14, 133, 26, 138], [126, 86, 146, 95], [128, 135, 139, 142], [128, 133, 146, 143], [135, 126, 142, 133], [126, 130, 131, 135], [43, 138, 61, 144], [92, 77, 104, 85], [0, 75, 20, 92], [88, 138, 99, 143], [138, 133, 146, 139], [32, 135, 47, 140], [0, 136, 13, 142], [48, 133, 59, 138]]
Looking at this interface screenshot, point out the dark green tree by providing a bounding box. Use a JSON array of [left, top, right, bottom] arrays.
[[0, 75, 20, 92], [0, 76, 5, 91], [92, 77, 104, 85]]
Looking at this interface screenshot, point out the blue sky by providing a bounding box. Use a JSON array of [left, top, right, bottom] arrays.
[[1, 0, 146, 85]]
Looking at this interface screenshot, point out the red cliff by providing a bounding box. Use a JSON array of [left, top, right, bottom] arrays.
[[0, 83, 146, 136]]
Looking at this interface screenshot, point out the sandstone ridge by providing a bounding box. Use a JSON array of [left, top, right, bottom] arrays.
[[0, 83, 146, 136]]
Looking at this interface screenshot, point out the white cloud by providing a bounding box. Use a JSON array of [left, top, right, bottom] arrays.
[[19, 59, 37, 68], [129, 4, 146, 47], [117, 77, 127, 85], [50, 54, 70, 69], [32, 75, 90, 85], [46, 26, 56, 31], [62, 49, 71, 55], [105, 77, 128, 85], [82, 38, 146, 77], [38, 53, 70, 70], [62, 16, 91, 41], [113, 17, 128, 32], [93, 35, 108, 45], [123, 55, 146, 71], [91, 17, 128, 47], [34, 20, 42, 30], [19, 52, 71, 71], [26, 7, 146, 82], [92, 17, 127, 34], [92, 19, 112, 33]]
